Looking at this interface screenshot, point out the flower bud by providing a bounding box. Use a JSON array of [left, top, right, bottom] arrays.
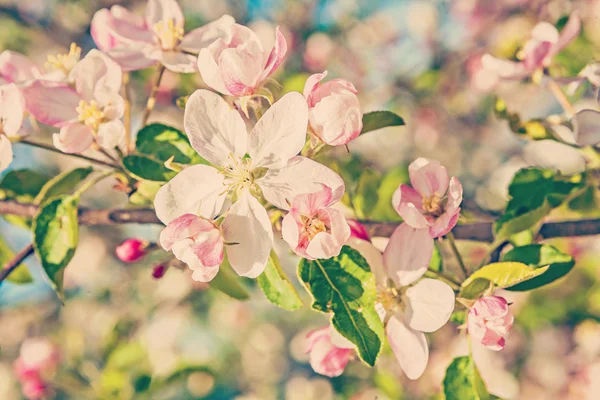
[[347, 219, 370, 241], [306, 326, 354, 377], [115, 238, 148, 263], [152, 264, 167, 279], [467, 296, 514, 351]]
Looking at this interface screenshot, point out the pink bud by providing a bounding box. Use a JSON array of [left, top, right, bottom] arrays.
[[347, 219, 370, 241], [306, 326, 354, 377], [21, 377, 49, 400], [467, 296, 514, 351], [115, 238, 148, 263], [152, 265, 167, 279]]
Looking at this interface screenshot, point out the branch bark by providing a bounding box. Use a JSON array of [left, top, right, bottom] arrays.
[[0, 243, 34, 283], [2, 200, 600, 241]]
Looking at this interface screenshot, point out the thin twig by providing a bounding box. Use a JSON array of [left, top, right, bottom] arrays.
[[17, 139, 119, 169], [547, 80, 576, 117], [447, 232, 469, 278], [140, 65, 166, 127], [0, 243, 35, 284]]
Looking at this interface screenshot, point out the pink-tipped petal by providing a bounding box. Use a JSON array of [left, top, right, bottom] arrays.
[[0, 51, 40, 83], [408, 157, 449, 197], [23, 81, 80, 127], [383, 224, 433, 286], [386, 315, 429, 380], [180, 15, 235, 53], [146, 0, 184, 28], [392, 184, 429, 229], [52, 123, 94, 154], [303, 71, 328, 101], [259, 26, 287, 81]]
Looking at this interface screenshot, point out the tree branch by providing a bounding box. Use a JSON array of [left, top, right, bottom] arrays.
[[1, 200, 600, 241], [0, 243, 34, 283]]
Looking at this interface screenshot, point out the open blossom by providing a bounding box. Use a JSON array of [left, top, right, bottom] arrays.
[[306, 325, 355, 377], [482, 13, 580, 80], [198, 23, 286, 97], [159, 213, 224, 282], [0, 84, 25, 172], [24, 50, 125, 153], [393, 158, 462, 238], [380, 223, 455, 379], [282, 185, 350, 260], [303, 71, 362, 146], [92, 0, 235, 73], [154, 89, 344, 280], [468, 296, 514, 351]]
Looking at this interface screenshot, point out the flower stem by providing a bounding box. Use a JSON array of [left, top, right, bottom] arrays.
[[141, 64, 166, 127], [424, 270, 461, 290], [17, 138, 119, 169], [547, 80, 576, 117], [447, 232, 469, 278]]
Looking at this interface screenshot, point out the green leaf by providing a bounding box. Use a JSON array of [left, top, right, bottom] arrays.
[[128, 180, 163, 206], [257, 251, 303, 310], [353, 168, 382, 219], [443, 356, 491, 400], [209, 257, 250, 300], [429, 243, 443, 272], [494, 168, 585, 240], [34, 167, 94, 205], [298, 245, 384, 366], [0, 236, 33, 284], [135, 123, 205, 165], [122, 155, 177, 182], [462, 262, 548, 291], [568, 185, 597, 211], [370, 165, 409, 221], [502, 244, 575, 291], [361, 111, 405, 135], [0, 169, 49, 227], [32, 195, 80, 297], [459, 278, 493, 300]]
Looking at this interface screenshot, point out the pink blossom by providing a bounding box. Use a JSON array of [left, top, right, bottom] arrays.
[[115, 238, 149, 263], [347, 219, 370, 241], [306, 325, 354, 378], [392, 158, 463, 238], [482, 12, 580, 80], [467, 296, 514, 351], [303, 71, 362, 146], [0, 83, 25, 172], [91, 0, 235, 72], [159, 213, 224, 282], [0, 50, 41, 85], [282, 185, 350, 260], [21, 377, 49, 400], [198, 23, 287, 96], [13, 337, 59, 397], [23, 50, 125, 154]]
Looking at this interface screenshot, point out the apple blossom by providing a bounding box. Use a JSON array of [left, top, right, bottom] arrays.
[[159, 213, 224, 282], [306, 325, 355, 377], [24, 49, 125, 153], [467, 296, 514, 351], [14, 337, 59, 400], [91, 0, 235, 73], [115, 238, 150, 263], [380, 223, 455, 379], [482, 12, 580, 80], [0, 50, 41, 85], [198, 23, 286, 97], [303, 71, 363, 146], [0, 83, 25, 172], [392, 157, 463, 238], [282, 184, 350, 260], [154, 89, 344, 279]]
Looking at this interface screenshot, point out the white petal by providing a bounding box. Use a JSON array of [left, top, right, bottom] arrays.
[[531, 22, 559, 44], [179, 15, 235, 53], [522, 139, 586, 175], [183, 89, 247, 165], [97, 120, 126, 150], [154, 164, 227, 223], [386, 316, 429, 380], [257, 156, 344, 210], [198, 47, 230, 95], [346, 237, 386, 285], [0, 135, 13, 172], [248, 92, 308, 169], [222, 191, 273, 278], [383, 224, 433, 287], [404, 279, 455, 333], [146, 0, 184, 27], [0, 83, 24, 135], [573, 109, 600, 146], [159, 51, 197, 73]]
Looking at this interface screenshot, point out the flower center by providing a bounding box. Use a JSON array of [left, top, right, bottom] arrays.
[[300, 215, 327, 240], [422, 193, 443, 216], [153, 19, 184, 50], [76, 100, 105, 131], [377, 287, 402, 312], [220, 154, 255, 195], [45, 43, 81, 75]]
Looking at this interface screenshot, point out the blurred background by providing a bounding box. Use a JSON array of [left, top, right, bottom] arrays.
[[1, 0, 600, 398]]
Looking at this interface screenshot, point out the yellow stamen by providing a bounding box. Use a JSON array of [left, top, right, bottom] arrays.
[[153, 19, 184, 50], [301, 215, 327, 240], [422, 194, 442, 215], [76, 100, 105, 131], [45, 43, 81, 74]]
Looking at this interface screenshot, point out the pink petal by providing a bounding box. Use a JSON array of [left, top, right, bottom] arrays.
[[480, 54, 528, 80], [305, 208, 350, 260], [306, 327, 352, 377], [190, 229, 225, 268], [159, 50, 197, 73], [292, 184, 334, 215], [52, 123, 94, 154], [160, 213, 213, 250], [23, 81, 80, 127], [91, 9, 118, 51], [259, 26, 287, 82], [219, 47, 264, 96], [549, 12, 581, 59], [70, 49, 122, 101], [429, 210, 460, 239], [191, 265, 220, 282], [473, 296, 509, 319], [392, 185, 429, 229], [523, 41, 552, 71], [281, 211, 303, 255], [408, 157, 449, 197], [303, 71, 328, 102], [386, 315, 429, 380], [105, 6, 154, 45], [383, 224, 433, 286], [198, 47, 231, 95], [146, 0, 184, 28], [309, 90, 362, 146], [105, 46, 157, 71], [0, 50, 40, 83], [179, 15, 235, 53], [347, 219, 370, 241]]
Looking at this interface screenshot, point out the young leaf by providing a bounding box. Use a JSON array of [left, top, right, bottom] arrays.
[[0, 169, 49, 227], [429, 244, 443, 272], [353, 168, 382, 219], [257, 251, 303, 310], [32, 195, 80, 297], [34, 167, 94, 205], [0, 236, 33, 284], [209, 258, 250, 300], [459, 278, 493, 300], [502, 244, 575, 291], [494, 168, 585, 240], [123, 155, 178, 182], [461, 262, 548, 291], [298, 246, 384, 366], [443, 356, 491, 400], [135, 123, 205, 165], [361, 111, 405, 135]]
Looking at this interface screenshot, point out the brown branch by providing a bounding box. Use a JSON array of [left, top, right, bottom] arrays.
[[0, 243, 34, 283]]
